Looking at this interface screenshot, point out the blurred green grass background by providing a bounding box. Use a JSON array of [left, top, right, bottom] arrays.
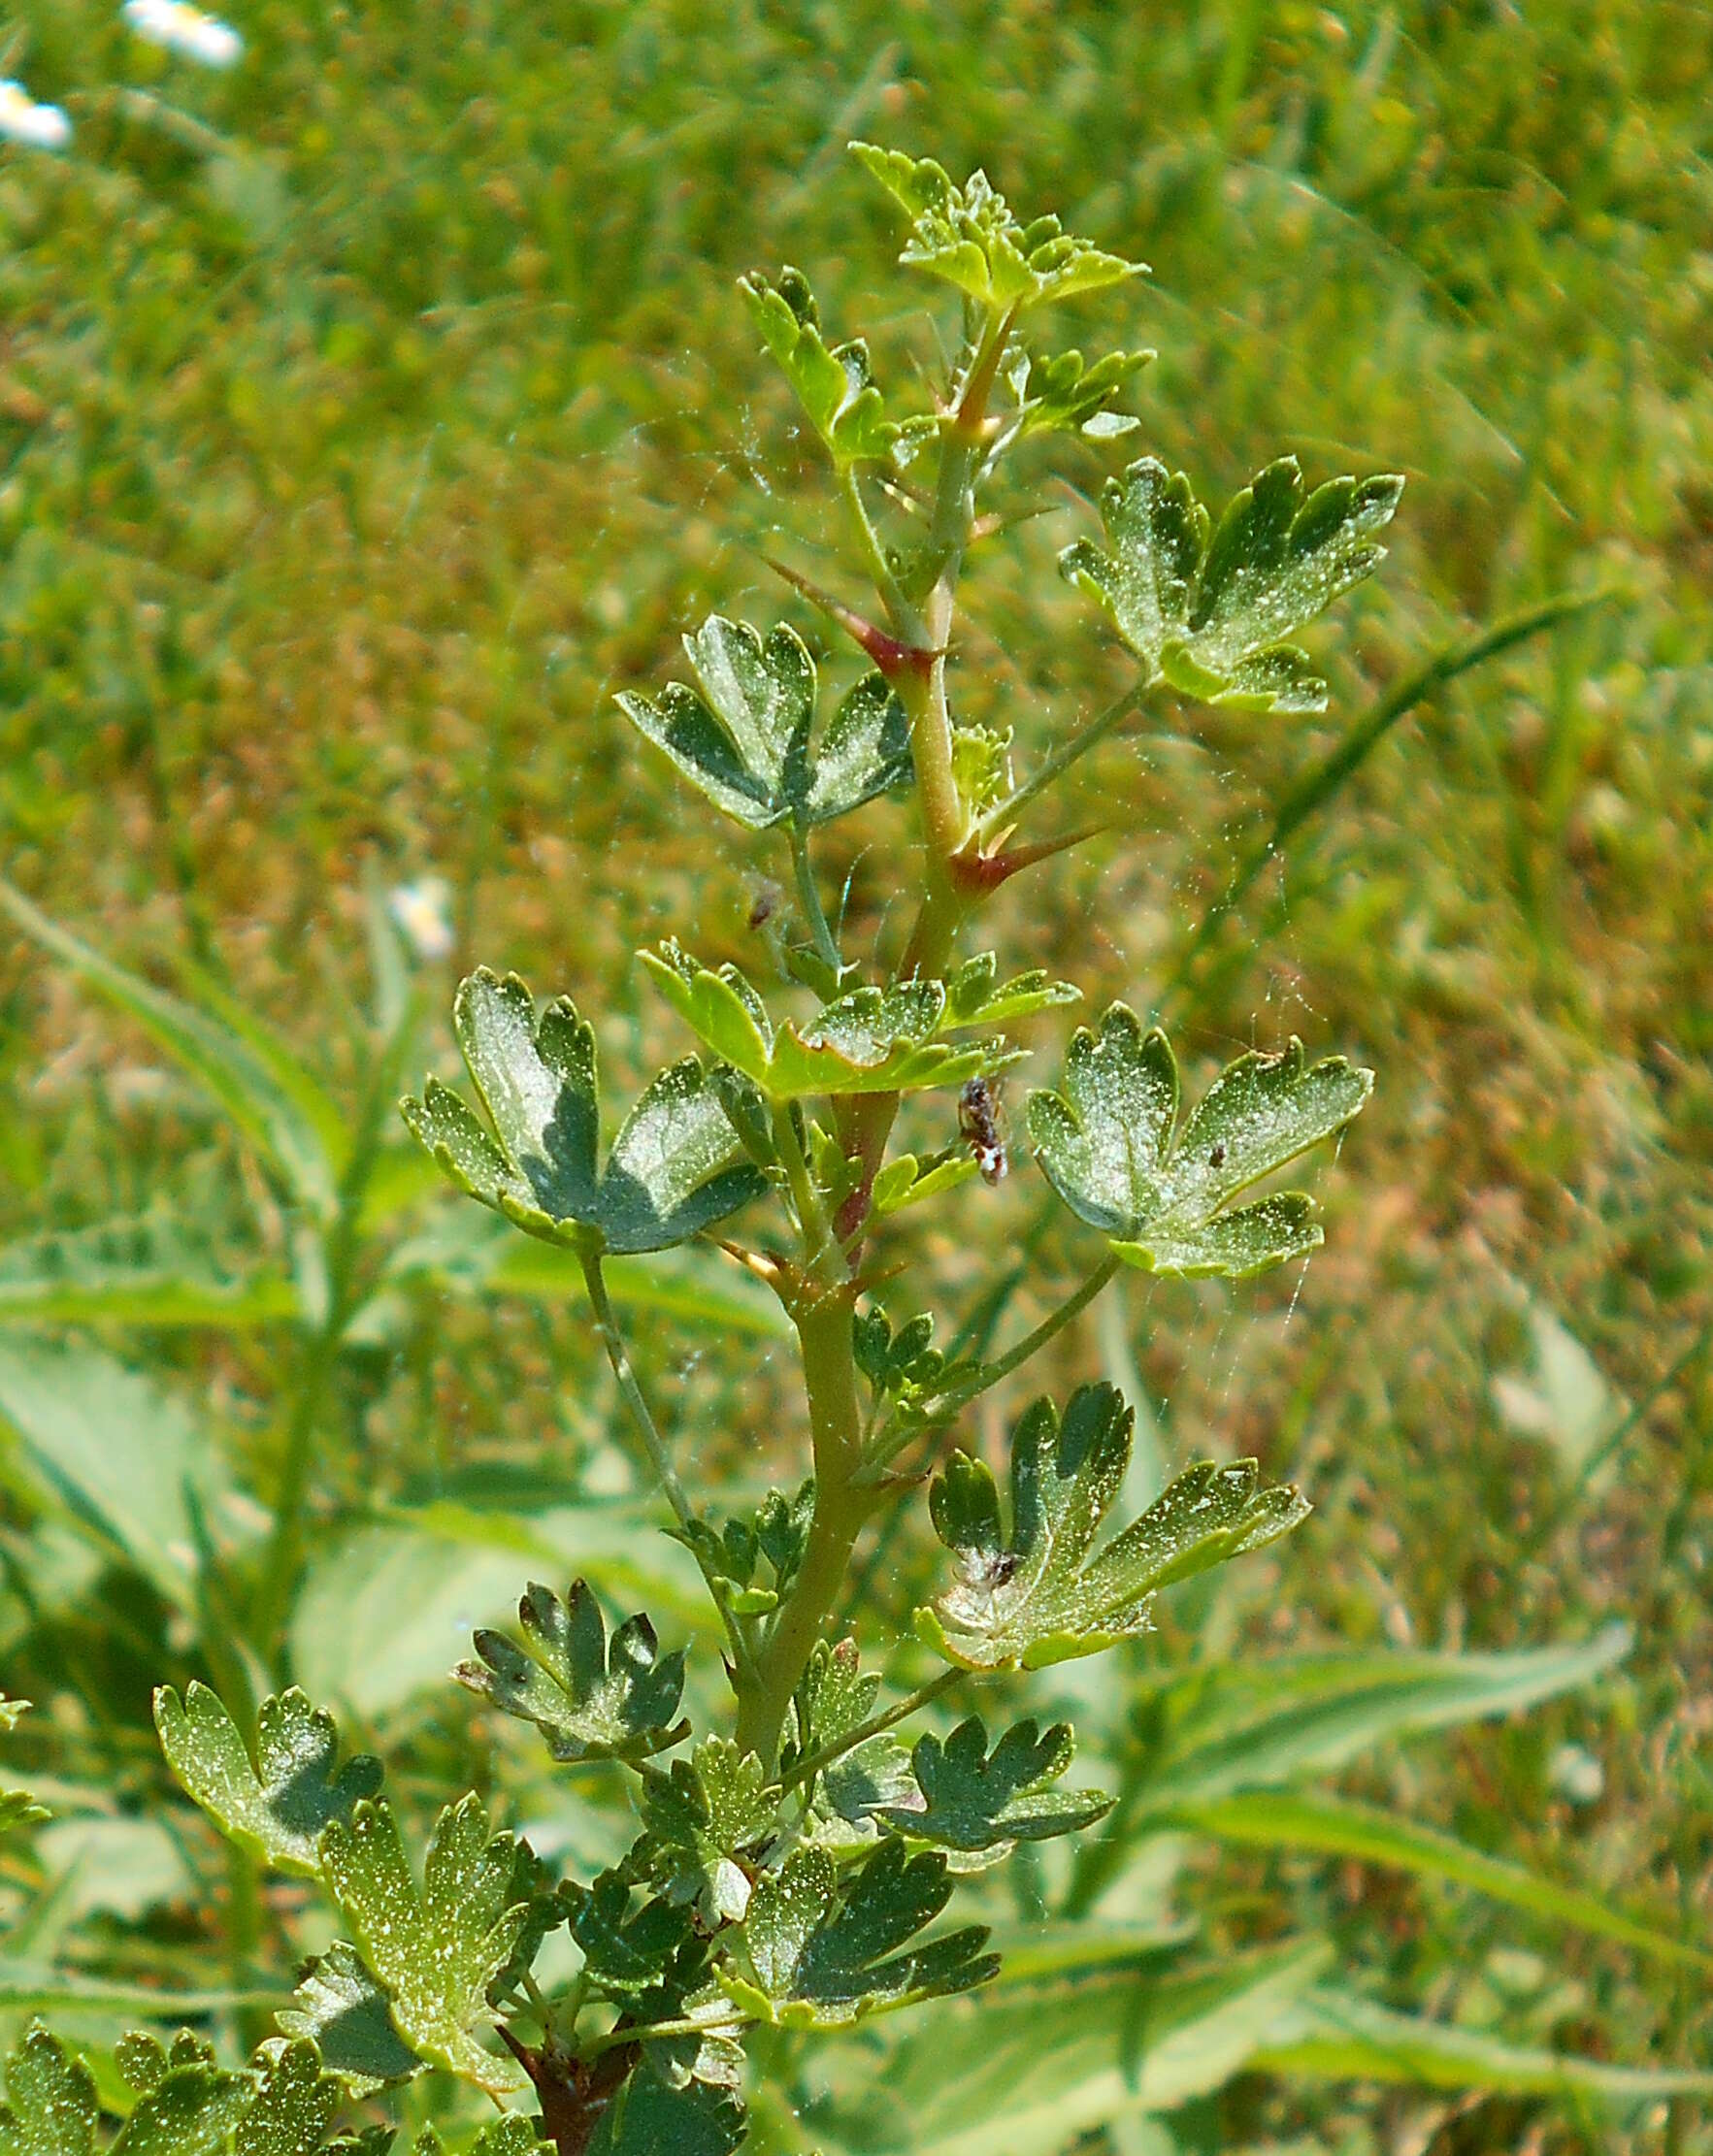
[[2, 1, 1711, 2149]]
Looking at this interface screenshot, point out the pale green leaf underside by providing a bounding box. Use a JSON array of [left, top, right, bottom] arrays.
[[616, 614, 910, 833], [277, 1943, 426, 2093], [851, 143, 1145, 313], [316, 1796, 528, 2096], [642, 948, 1016, 1101], [741, 268, 903, 468], [919, 1384, 1308, 1671], [1028, 1002, 1369, 1279], [402, 969, 765, 1255], [1060, 454, 1403, 714], [154, 1683, 381, 1878]]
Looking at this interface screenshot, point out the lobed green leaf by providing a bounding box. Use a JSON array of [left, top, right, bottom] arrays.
[[1061, 455, 1402, 715], [639, 1737, 780, 1925], [402, 969, 766, 1255], [154, 1684, 381, 1878], [616, 614, 910, 834], [875, 1716, 1112, 1854], [1027, 1003, 1369, 1277], [643, 944, 1019, 1102], [919, 1384, 1308, 1670], [456, 1579, 688, 1766], [316, 1795, 528, 2096], [740, 267, 904, 467], [851, 144, 1145, 314], [729, 1841, 997, 2029]]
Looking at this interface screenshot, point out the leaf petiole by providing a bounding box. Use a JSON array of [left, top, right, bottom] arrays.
[[578, 1250, 753, 1677]]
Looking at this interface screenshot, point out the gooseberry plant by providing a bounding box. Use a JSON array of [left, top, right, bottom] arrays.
[[6, 147, 1425, 2153]]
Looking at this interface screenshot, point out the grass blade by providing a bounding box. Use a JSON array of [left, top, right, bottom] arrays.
[[0, 880, 340, 1218], [1255, 1986, 1713, 2102], [0, 1216, 296, 1329], [1164, 1789, 1708, 1971]]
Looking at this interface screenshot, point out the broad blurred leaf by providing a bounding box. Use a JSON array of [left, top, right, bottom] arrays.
[[616, 616, 909, 832], [1163, 1788, 1711, 1971], [383, 1211, 786, 1337], [1128, 1627, 1633, 1809], [0, 1217, 293, 1330], [642, 944, 1015, 1101], [317, 1795, 527, 2096], [875, 1716, 1111, 1854], [0, 1337, 229, 1609], [277, 1944, 425, 2094], [917, 1384, 1307, 1670], [852, 145, 1144, 312], [1254, 1986, 1713, 2101], [1027, 1004, 1369, 1276], [1014, 346, 1153, 439], [153, 1683, 382, 1877], [455, 1578, 688, 1765], [289, 1504, 709, 1717], [0, 881, 340, 1217], [1061, 455, 1402, 714], [639, 1738, 778, 1925], [403, 969, 766, 1255], [726, 1842, 996, 2029], [740, 270, 906, 468], [817, 1939, 1330, 2154]]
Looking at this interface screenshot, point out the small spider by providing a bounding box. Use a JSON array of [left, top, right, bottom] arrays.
[[1208, 1140, 1228, 1169], [746, 879, 782, 931], [958, 1076, 1008, 1187]]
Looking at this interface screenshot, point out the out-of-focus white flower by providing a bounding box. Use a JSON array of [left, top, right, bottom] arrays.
[[1547, 1741, 1604, 1806], [121, 0, 244, 69], [389, 877, 455, 963], [0, 81, 71, 149]]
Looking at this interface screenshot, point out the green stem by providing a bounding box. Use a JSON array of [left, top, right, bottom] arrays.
[[737, 1282, 870, 1765], [787, 822, 841, 975], [926, 1254, 1121, 1415], [839, 463, 920, 639], [772, 1100, 836, 1272], [778, 1666, 967, 1796], [578, 1250, 752, 1678], [980, 679, 1149, 839]]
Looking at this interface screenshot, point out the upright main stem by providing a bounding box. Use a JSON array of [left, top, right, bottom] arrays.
[[737, 1280, 872, 1763], [741, 309, 1017, 1762]]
